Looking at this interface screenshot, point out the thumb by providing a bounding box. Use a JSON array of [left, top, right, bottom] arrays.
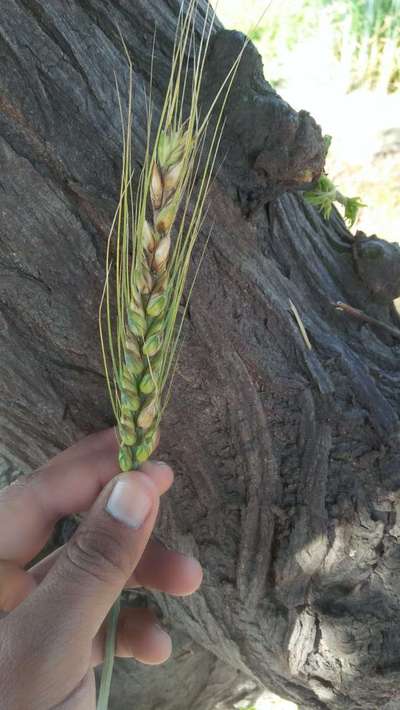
[[33, 471, 160, 638]]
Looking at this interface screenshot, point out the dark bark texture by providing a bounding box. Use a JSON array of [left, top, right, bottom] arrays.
[[1, 2, 400, 709]]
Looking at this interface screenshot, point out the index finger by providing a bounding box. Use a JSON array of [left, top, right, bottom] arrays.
[[0, 428, 171, 564]]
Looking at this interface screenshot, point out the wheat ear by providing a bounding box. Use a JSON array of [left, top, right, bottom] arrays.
[[117, 128, 189, 472], [97, 2, 246, 707]]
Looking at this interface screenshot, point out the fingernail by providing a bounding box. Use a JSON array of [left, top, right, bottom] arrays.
[[105, 475, 152, 528], [154, 460, 168, 466], [154, 622, 170, 637], [152, 624, 172, 658]]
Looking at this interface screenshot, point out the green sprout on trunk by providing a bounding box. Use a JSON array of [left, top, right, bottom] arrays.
[[304, 174, 366, 228]]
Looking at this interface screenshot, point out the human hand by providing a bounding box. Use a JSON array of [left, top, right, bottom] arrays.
[[0, 428, 202, 709]]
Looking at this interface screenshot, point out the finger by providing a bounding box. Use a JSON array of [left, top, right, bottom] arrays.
[[0, 427, 172, 564], [27, 547, 63, 583], [131, 543, 203, 596], [0, 428, 119, 564], [38, 427, 119, 471], [27, 465, 173, 581], [92, 607, 172, 666], [16, 471, 161, 642], [30, 539, 203, 597], [0, 562, 36, 612]]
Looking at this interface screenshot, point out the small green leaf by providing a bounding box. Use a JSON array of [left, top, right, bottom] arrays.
[[343, 196, 366, 227], [323, 134, 332, 153]]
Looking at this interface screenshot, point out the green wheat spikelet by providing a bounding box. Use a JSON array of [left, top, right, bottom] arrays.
[[305, 173, 365, 228]]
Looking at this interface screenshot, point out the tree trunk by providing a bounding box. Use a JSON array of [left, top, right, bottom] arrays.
[[1, 2, 400, 709]]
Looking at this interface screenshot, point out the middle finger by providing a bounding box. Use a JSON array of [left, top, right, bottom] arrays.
[[30, 538, 203, 596]]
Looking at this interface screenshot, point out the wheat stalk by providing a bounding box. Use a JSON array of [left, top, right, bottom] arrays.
[[97, 2, 245, 708]]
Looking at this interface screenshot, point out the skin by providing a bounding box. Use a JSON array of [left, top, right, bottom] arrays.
[[0, 428, 203, 709]]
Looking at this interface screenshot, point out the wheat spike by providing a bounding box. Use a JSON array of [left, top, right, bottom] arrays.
[[97, 3, 247, 706], [117, 128, 189, 471]]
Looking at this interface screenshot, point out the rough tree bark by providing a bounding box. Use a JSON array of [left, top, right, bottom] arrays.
[[1, 2, 400, 709]]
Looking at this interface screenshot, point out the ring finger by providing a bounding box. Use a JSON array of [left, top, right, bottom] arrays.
[[92, 607, 172, 667]]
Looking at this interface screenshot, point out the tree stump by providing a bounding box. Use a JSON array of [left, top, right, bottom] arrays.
[[1, 2, 400, 708]]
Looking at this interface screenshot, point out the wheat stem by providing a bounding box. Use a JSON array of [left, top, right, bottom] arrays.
[[96, 598, 120, 710]]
